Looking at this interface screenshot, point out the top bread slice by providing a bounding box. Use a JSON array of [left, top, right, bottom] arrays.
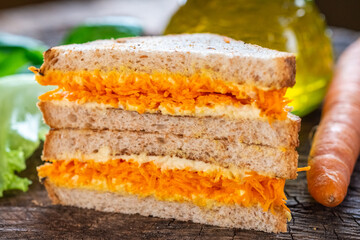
[[38, 34, 295, 90]]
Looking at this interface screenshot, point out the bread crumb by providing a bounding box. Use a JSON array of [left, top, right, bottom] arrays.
[[223, 37, 231, 43], [31, 200, 43, 206]]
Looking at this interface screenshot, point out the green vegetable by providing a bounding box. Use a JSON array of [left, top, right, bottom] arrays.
[[0, 74, 52, 197], [63, 16, 143, 44], [0, 32, 47, 77]]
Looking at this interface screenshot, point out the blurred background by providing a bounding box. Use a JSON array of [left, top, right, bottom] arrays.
[[2, 0, 360, 31], [0, 0, 359, 46]]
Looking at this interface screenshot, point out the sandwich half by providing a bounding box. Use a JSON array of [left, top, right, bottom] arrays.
[[32, 34, 300, 233]]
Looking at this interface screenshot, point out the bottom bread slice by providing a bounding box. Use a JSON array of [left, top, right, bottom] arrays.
[[44, 180, 288, 233]]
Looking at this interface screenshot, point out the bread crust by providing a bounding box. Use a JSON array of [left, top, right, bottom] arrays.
[[43, 180, 288, 233], [39, 34, 295, 90], [38, 101, 300, 148], [42, 129, 298, 179]]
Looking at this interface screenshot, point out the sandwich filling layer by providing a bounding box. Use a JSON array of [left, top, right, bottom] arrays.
[[38, 158, 289, 214], [31, 68, 291, 120]]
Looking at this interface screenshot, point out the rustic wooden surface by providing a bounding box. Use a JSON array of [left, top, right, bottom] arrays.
[[1, 1, 360, 239]]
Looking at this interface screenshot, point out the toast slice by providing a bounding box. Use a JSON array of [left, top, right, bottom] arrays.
[[38, 34, 295, 90], [38, 100, 300, 148], [43, 180, 289, 233]]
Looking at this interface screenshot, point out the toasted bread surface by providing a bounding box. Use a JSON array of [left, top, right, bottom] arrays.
[[38, 101, 300, 148], [43, 180, 288, 233], [38, 34, 295, 89]]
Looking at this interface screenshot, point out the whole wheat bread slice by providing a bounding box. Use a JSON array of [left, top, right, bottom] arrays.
[[43, 129, 298, 179], [37, 34, 295, 90], [38, 101, 300, 148], [43, 180, 288, 233]]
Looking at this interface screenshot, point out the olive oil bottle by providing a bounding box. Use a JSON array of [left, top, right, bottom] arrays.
[[164, 0, 333, 116]]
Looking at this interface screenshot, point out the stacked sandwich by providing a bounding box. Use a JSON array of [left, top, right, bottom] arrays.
[[31, 34, 300, 233]]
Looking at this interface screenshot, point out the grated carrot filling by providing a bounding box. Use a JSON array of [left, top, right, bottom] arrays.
[[297, 166, 311, 172], [32, 69, 291, 120], [38, 159, 289, 213]]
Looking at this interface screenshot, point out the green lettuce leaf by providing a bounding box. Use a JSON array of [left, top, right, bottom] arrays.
[[0, 32, 47, 77], [0, 74, 52, 197]]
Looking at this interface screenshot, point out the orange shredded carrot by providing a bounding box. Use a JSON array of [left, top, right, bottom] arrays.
[[223, 37, 231, 43], [38, 159, 289, 213], [297, 166, 311, 172], [32, 69, 291, 120]]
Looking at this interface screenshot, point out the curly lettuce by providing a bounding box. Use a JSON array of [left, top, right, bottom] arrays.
[[0, 74, 52, 196]]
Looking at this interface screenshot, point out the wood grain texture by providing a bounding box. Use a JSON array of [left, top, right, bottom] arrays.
[[1, 109, 360, 240]]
